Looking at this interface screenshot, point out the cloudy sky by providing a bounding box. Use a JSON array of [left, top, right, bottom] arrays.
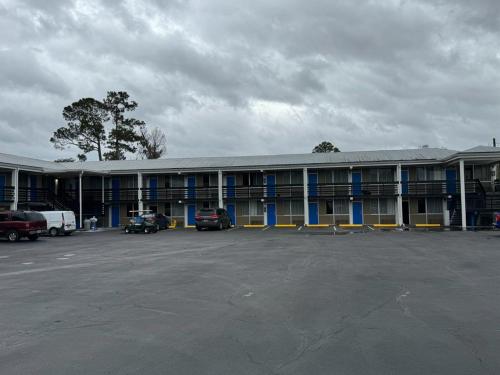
[[1, 0, 499, 161]]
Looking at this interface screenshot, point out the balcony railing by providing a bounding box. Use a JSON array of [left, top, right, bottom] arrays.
[[0, 186, 15, 202], [141, 187, 219, 201], [309, 182, 398, 197]]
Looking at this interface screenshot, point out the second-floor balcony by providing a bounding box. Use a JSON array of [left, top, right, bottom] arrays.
[[0, 186, 15, 202]]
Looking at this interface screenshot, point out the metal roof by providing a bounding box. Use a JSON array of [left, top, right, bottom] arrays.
[[1, 148, 460, 173]]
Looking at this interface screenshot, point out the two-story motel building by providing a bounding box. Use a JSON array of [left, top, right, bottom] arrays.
[[1, 146, 499, 230]]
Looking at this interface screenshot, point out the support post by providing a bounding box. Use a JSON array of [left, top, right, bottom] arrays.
[[218, 170, 223, 208], [11, 168, 19, 211], [396, 164, 403, 226], [79, 172, 83, 229], [459, 159, 467, 231], [303, 167, 309, 226], [138, 172, 144, 212]]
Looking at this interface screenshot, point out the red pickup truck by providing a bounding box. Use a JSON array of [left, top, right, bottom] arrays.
[[0, 211, 47, 242]]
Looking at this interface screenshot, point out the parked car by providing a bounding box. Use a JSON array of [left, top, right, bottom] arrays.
[[143, 213, 170, 230], [195, 208, 231, 231], [496, 213, 500, 229], [124, 215, 158, 234], [0, 211, 47, 242], [40, 211, 76, 237]]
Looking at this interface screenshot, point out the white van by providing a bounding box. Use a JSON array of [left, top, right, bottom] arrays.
[[40, 211, 76, 237]]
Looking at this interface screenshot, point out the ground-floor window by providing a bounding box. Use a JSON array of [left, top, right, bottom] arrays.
[[291, 200, 304, 215], [426, 198, 443, 213]]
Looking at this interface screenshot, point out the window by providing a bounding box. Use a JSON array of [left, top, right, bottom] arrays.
[[242, 174, 249, 186], [333, 169, 348, 183], [379, 199, 395, 215], [202, 201, 210, 208], [378, 169, 394, 182], [239, 201, 250, 215], [249, 201, 263, 215], [417, 198, 426, 213], [11, 212, 26, 221], [366, 169, 378, 182], [427, 167, 442, 181], [0, 213, 9, 222], [474, 166, 490, 181], [333, 199, 349, 215], [149, 205, 157, 214], [251, 173, 263, 186], [416, 167, 426, 181], [290, 171, 303, 185], [366, 199, 378, 214], [171, 175, 184, 187], [291, 200, 304, 215], [202, 175, 210, 187], [171, 203, 184, 216], [326, 200, 333, 215], [164, 176, 171, 188], [427, 198, 443, 213]]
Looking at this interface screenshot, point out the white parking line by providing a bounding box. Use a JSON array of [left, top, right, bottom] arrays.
[[22, 262, 34, 265], [262, 226, 270, 231], [0, 256, 9, 259], [64, 254, 75, 257], [56, 257, 69, 260]]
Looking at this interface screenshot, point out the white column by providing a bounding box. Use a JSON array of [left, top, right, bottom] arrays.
[[137, 172, 144, 212], [348, 168, 353, 224], [459, 159, 467, 231], [218, 170, 223, 208], [303, 167, 309, 226], [396, 164, 403, 226], [79, 172, 83, 229], [11, 168, 19, 211]]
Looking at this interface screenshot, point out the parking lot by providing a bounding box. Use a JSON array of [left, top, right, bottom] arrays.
[[1, 228, 500, 374]]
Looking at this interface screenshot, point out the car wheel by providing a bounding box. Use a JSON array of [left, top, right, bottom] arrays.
[[28, 234, 39, 241], [218, 222, 223, 231], [125, 227, 130, 234], [196, 226, 202, 231], [144, 227, 150, 234], [6, 230, 19, 242], [49, 227, 58, 237]]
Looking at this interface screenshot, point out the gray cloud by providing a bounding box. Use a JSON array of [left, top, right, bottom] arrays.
[[0, 0, 499, 161]]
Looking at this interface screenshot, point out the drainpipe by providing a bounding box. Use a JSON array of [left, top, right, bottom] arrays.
[[303, 167, 309, 226], [459, 159, 467, 231], [218, 170, 223, 208]]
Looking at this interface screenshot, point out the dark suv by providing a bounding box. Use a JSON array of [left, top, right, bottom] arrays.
[[0, 211, 47, 242], [195, 208, 231, 231]]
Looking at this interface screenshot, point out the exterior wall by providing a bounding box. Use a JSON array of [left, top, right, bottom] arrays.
[[232, 200, 264, 225]]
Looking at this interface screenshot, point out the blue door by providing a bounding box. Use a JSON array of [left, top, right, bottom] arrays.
[[0, 175, 5, 202], [446, 169, 457, 194], [30, 175, 37, 201], [267, 203, 276, 225], [227, 204, 235, 225], [266, 175, 276, 197], [111, 205, 120, 227], [112, 178, 120, 201], [352, 172, 361, 197], [187, 204, 196, 225], [308, 173, 318, 197], [401, 170, 409, 195], [353, 201, 363, 224], [308, 202, 318, 225], [226, 176, 235, 198], [187, 176, 196, 199], [150, 177, 158, 201]]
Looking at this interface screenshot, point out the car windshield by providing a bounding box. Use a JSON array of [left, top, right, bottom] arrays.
[[134, 216, 144, 224], [199, 209, 215, 215]]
